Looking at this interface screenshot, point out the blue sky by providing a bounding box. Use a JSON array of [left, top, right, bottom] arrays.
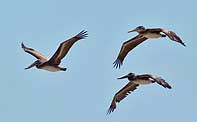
[[0, 0, 196, 122]]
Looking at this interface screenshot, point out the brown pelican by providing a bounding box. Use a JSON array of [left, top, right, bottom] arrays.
[[107, 72, 172, 114], [113, 26, 186, 68], [21, 30, 88, 72]]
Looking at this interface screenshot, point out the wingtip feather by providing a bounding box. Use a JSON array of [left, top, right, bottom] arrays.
[[77, 30, 88, 39], [107, 105, 116, 115], [21, 42, 25, 48], [181, 42, 186, 47], [113, 59, 122, 69]]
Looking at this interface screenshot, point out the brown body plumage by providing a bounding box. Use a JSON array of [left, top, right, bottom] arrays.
[[107, 72, 172, 114], [113, 26, 186, 68], [22, 30, 88, 72]]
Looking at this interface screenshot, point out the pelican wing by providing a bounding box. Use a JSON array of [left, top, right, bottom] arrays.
[[107, 82, 139, 114], [161, 29, 186, 46], [152, 75, 172, 89], [49, 30, 88, 65], [113, 35, 147, 68], [136, 74, 172, 89], [21, 42, 48, 61]]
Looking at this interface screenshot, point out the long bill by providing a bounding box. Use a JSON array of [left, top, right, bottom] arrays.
[[128, 29, 137, 33], [117, 74, 129, 79]]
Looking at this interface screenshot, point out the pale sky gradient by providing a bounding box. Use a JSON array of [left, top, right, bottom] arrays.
[[0, 0, 196, 122]]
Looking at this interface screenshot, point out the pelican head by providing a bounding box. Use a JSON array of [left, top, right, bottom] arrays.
[[128, 26, 145, 33], [25, 60, 41, 70], [117, 72, 135, 79]]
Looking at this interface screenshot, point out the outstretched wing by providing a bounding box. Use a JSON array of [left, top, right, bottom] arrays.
[[107, 82, 139, 114], [147, 28, 185, 46], [161, 28, 186, 46], [136, 74, 172, 89], [21, 42, 48, 61], [153, 76, 172, 89], [48, 30, 88, 65], [113, 35, 147, 68]]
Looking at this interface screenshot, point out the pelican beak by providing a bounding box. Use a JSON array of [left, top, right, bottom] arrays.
[[128, 29, 137, 33], [117, 74, 129, 79], [25, 61, 38, 70]]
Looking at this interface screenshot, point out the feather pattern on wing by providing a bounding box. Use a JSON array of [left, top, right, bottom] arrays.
[[136, 74, 172, 89], [161, 29, 186, 46], [113, 35, 147, 68], [49, 30, 88, 65], [107, 82, 139, 114], [153, 76, 172, 89], [21, 42, 48, 61]]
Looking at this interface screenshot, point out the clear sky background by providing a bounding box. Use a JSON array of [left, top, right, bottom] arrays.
[[0, 0, 196, 122]]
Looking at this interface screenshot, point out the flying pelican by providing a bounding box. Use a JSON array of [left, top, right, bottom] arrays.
[[107, 72, 172, 114], [21, 30, 88, 72], [113, 26, 186, 68]]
